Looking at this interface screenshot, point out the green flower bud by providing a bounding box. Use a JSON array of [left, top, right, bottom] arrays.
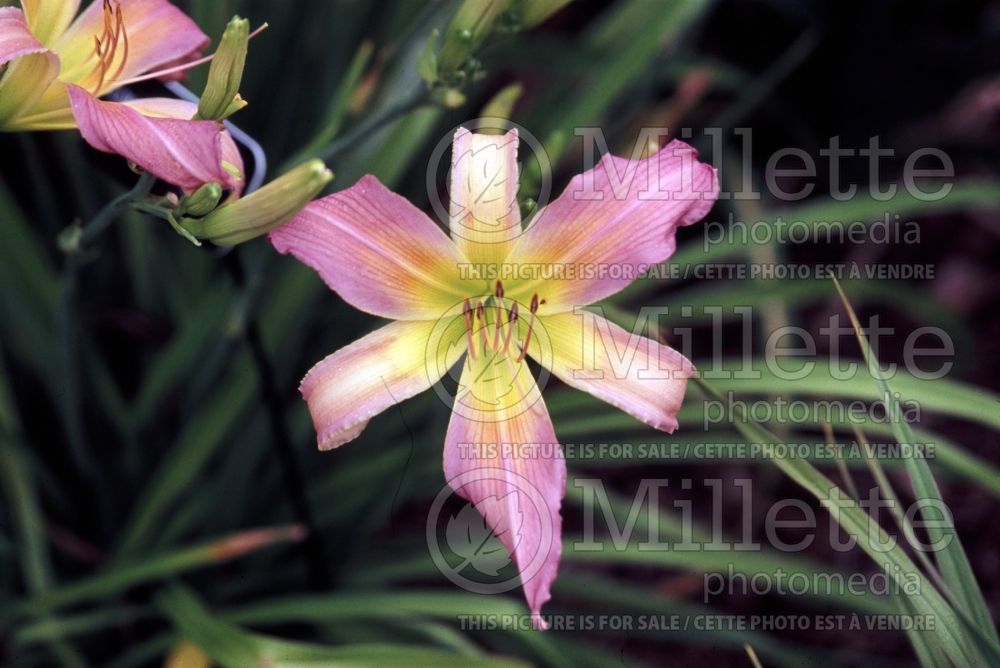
[[182, 160, 333, 246], [480, 82, 523, 124], [177, 183, 224, 217], [197, 16, 250, 121], [434, 87, 467, 108], [57, 223, 83, 254]]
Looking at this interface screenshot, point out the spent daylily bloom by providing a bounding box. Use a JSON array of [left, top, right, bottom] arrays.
[[0, 0, 243, 191], [269, 128, 719, 626]]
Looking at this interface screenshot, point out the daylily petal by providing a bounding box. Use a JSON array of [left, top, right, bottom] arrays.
[[123, 96, 244, 192], [444, 354, 564, 627], [449, 128, 522, 266], [67, 85, 239, 192], [300, 318, 464, 450], [0, 7, 60, 129], [56, 0, 209, 92], [270, 175, 479, 321], [505, 140, 719, 311], [0, 7, 49, 60], [531, 310, 694, 432], [21, 0, 81, 46]]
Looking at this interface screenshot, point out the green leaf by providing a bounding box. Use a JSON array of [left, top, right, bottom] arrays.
[[833, 279, 999, 651], [4, 526, 303, 620], [159, 585, 531, 668], [115, 369, 257, 556]]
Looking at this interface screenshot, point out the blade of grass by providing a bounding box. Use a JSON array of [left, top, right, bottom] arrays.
[[708, 358, 1000, 432], [662, 181, 1000, 274], [0, 356, 89, 668], [4, 525, 304, 620], [693, 375, 978, 666], [158, 584, 532, 668], [833, 278, 999, 648], [115, 367, 256, 557], [555, 574, 826, 668], [130, 284, 237, 427]]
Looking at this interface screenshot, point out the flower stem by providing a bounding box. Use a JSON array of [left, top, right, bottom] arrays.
[[223, 251, 332, 590], [307, 85, 429, 167], [80, 173, 157, 245]]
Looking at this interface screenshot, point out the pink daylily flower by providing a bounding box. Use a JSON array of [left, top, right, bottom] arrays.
[[269, 129, 719, 626], [0, 0, 242, 191]]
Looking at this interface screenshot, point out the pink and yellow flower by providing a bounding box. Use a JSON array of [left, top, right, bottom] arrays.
[[270, 128, 719, 626], [0, 0, 242, 191]]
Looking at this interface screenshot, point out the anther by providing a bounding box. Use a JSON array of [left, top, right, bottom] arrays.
[[495, 280, 504, 298]]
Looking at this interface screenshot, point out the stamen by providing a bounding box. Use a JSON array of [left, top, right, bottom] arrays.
[[89, 0, 128, 95], [92, 36, 106, 93], [464, 289, 541, 362], [502, 303, 518, 353], [516, 293, 541, 363], [492, 296, 503, 351], [109, 3, 130, 85], [462, 298, 477, 360], [476, 300, 490, 353]]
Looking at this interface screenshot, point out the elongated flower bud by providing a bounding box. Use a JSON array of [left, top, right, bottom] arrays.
[[197, 16, 250, 121], [181, 160, 333, 245]]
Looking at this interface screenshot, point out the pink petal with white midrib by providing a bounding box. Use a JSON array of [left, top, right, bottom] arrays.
[[300, 319, 454, 450], [270, 175, 477, 321], [68, 85, 235, 192], [507, 140, 719, 310], [443, 357, 565, 628]]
